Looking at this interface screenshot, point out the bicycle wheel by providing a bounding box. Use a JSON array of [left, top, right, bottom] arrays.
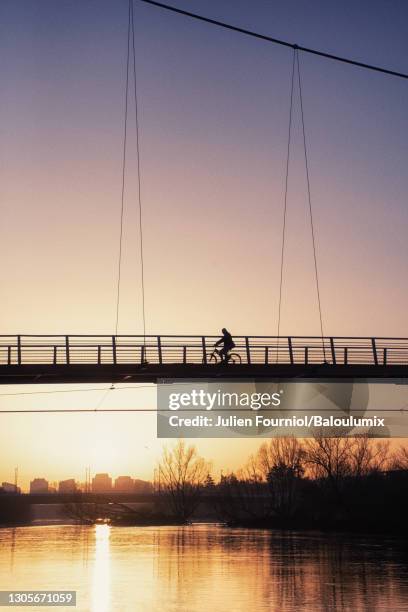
[[203, 351, 219, 364], [228, 352, 242, 364]]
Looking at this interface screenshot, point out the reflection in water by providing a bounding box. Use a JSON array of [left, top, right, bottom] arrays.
[[0, 525, 408, 611], [8, 528, 16, 571], [92, 525, 110, 612]]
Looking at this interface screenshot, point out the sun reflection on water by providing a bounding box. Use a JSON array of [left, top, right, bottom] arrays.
[[91, 524, 111, 612]]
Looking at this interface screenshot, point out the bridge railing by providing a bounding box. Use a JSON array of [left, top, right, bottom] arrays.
[[1, 335, 408, 366]]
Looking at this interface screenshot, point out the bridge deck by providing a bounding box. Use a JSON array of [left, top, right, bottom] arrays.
[[1, 335, 408, 383]]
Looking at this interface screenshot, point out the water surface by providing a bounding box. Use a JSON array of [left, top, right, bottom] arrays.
[[1, 524, 408, 611]]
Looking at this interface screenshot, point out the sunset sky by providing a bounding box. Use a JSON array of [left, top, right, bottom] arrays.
[[1, 0, 408, 489]]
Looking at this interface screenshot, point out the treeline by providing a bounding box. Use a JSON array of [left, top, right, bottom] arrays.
[[156, 438, 408, 533]]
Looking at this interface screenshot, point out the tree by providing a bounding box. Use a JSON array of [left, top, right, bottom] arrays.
[[391, 445, 408, 470], [348, 436, 390, 477], [216, 471, 270, 523], [304, 435, 354, 495], [204, 473, 215, 490], [303, 435, 391, 500], [260, 438, 305, 518], [257, 437, 305, 479], [157, 440, 211, 521], [234, 438, 306, 520]]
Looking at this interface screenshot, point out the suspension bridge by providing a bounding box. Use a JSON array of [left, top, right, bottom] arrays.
[[2, 2, 408, 389]]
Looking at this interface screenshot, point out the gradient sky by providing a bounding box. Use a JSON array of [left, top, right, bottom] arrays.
[[1, 0, 407, 488]]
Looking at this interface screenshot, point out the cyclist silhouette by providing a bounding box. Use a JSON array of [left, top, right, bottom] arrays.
[[214, 328, 235, 363]]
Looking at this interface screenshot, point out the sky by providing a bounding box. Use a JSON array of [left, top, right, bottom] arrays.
[[1, 0, 408, 489]]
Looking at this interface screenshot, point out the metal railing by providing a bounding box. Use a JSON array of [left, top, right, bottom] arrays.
[[0, 335, 408, 366]]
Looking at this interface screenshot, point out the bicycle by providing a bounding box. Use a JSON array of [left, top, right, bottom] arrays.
[[204, 347, 242, 364]]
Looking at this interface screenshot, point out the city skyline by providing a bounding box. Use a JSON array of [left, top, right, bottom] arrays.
[[2, 471, 153, 495]]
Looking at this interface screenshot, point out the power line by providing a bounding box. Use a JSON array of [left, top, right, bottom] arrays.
[[0, 381, 197, 398], [0, 408, 404, 413], [0, 409, 159, 413], [139, 0, 408, 80], [0, 385, 154, 398]]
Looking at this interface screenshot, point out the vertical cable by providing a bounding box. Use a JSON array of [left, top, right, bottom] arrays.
[[296, 50, 327, 360], [101, 0, 132, 414], [276, 49, 296, 362], [130, 0, 147, 346], [115, 0, 131, 336]]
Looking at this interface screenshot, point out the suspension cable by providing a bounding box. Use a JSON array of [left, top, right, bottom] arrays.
[[139, 0, 408, 81], [296, 50, 327, 360], [115, 0, 131, 335], [276, 49, 296, 361], [130, 0, 147, 345], [115, 0, 147, 344]]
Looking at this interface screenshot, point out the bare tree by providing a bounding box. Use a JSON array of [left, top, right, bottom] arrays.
[[257, 438, 305, 478], [232, 438, 306, 520], [390, 445, 408, 470], [238, 453, 264, 483], [304, 435, 354, 494], [258, 438, 305, 518], [304, 434, 392, 495], [157, 440, 211, 521], [349, 436, 390, 477]]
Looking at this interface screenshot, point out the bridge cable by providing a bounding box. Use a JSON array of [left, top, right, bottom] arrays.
[[115, 0, 147, 347], [138, 0, 408, 81], [106, 0, 133, 414], [296, 50, 327, 360], [276, 49, 296, 362], [110, 0, 147, 412], [95, 1, 132, 414], [115, 0, 131, 336], [130, 0, 147, 347]]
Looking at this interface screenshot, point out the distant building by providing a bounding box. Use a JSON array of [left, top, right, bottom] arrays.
[[1, 482, 21, 494], [134, 479, 153, 493], [114, 476, 134, 492], [30, 478, 49, 494], [92, 473, 112, 493], [58, 479, 77, 494]]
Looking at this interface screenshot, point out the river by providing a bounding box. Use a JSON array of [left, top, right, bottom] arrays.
[[1, 524, 408, 611]]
